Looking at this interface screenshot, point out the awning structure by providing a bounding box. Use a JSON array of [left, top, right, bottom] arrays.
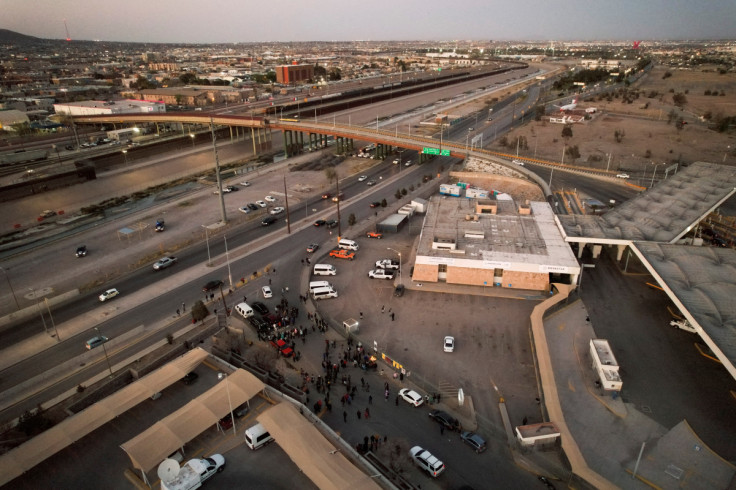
[[0, 348, 210, 488], [258, 403, 381, 490], [121, 368, 264, 474]]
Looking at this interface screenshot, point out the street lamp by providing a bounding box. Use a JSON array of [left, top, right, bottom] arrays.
[[28, 287, 47, 334], [387, 247, 402, 286], [121, 149, 128, 165], [650, 162, 665, 188], [218, 372, 237, 436], [0, 266, 20, 311], [95, 326, 113, 377], [224, 235, 233, 290], [202, 225, 212, 266], [190, 133, 195, 147]]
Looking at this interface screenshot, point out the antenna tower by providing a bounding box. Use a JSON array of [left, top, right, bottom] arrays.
[[64, 19, 71, 42]]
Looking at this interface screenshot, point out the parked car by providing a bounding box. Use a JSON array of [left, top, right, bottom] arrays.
[[368, 269, 394, 280], [270, 207, 284, 215], [261, 216, 277, 226], [76, 245, 88, 258], [225, 185, 239, 192], [443, 336, 455, 353], [153, 256, 177, 270], [238, 206, 252, 214], [202, 280, 223, 292], [182, 372, 199, 385], [409, 446, 445, 477], [376, 259, 400, 270], [460, 431, 487, 453], [366, 231, 383, 239], [247, 203, 259, 211], [262, 286, 273, 298], [239, 181, 251, 187], [255, 200, 267, 207], [264, 195, 276, 202], [428, 410, 461, 431], [98, 288, 120, 302], [326, 219, 339, 228], [251, 302, 269, 315], [329, 249, 355, 260], [394, 284, 405, 297], [313, 219, 326, 227], [399, 388, 423, 407], [307, 243, 320, 253]]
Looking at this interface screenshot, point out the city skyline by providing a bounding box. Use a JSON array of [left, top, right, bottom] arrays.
[[3, 0, 736, 45]]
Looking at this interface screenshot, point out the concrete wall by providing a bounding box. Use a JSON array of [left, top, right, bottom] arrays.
[[501, 270, 549, 290], [446, 266, 495, 286], [412, 263, 439, 282]]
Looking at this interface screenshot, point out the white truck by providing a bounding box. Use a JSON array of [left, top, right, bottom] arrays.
[[160, 454, 225, 490]]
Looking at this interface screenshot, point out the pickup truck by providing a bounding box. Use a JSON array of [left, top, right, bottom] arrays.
[[160, 454, 225, 490]]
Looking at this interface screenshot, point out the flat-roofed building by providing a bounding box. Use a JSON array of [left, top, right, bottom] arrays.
[[275, 64, 314, 85], [53, 99, 165, 116]]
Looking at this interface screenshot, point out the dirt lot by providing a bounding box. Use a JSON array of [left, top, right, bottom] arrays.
[[499, 65, 736, 173]]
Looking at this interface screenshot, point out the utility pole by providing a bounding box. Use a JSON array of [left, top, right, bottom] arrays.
[[283, 174, 291, 234], [210, 118, 227, 223]]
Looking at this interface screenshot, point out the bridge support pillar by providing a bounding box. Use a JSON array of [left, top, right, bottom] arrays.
[[348, 139, 354, 151], [591, 244, 602, 259], [577, 243, 585, 259], [283, 130, 292, 158], [615, 244, 626, 261]]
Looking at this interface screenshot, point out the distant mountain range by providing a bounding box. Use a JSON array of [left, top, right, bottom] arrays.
[[0, 29, 43, 43]]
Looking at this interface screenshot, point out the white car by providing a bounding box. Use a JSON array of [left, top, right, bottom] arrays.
[[99, 288, 120, 302], [238, 206, 252, 214], [404, 160, 413, 167], [153, 256, 177, 271], [255, 200, 267, 207], [358, 175, 368, 182], [270, 206, 284, 215], [616, 173, 630, 179], [240, 181, 251, 187], [444, 336, 455, 353], [368, 269, 395, 280], [512, 159, 525, 166], [262, 286, 273, 298], [392, 159, 400, 164], [264, 195, 276, 202], [375, 259, 400, 270], [398, 388, 424, 407], [410, 446, 445, 478]]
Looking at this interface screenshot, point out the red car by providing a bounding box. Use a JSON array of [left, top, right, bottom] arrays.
[[366, 231, 383, 239], [329, 249, 355, 260]]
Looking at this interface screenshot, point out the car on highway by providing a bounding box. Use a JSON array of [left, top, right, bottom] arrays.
[[269, 206, 284, 215], [366, 180, 377, 186], [370, 201, 381, 208], [616, 173, 630, 179], [331, 193, 345, 202], [409, 446, 445, 477], [428, 410, 461, 431], [358, 175, 368, 182], [460, 431, 487, 453], [321, 193, 331, 199], [98, 288, 120, 302], [512, 159, 525, 166], [368, 269, 394, 280], [443, 336, 455, 353], [76, 245, 88, 258], [392, 159, 400, 164], [239, 181, 251, 187], [262, 286, 273, 298], [85, 335, 108, 350], [202, 280, 223, 292], [326, 219, 339, 228], [225, 185, 238, 192], [399, 388, 424, 407], [329, 249, 355, 260], [261, 216, 277, 226], [264, 195, 276, 202], [255, 200, 267, 207], [307, 243, 320, 253], [39, 210, 56, 219], [153, 256, 177, 271], [251, 302, 269, 315], [468, 127, 474, 131], [366, 231, 383, 239], [313, 219, 326, 227], [404, 160, 413, 167], [375, 259, 400, 270]]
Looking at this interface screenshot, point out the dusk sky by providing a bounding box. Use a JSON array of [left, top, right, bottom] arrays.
[[4, 0, 735, 44]]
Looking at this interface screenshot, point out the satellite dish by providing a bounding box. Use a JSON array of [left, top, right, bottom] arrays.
[[157, 458, 181, 482]]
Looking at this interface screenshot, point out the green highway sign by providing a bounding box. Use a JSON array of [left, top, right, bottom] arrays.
[[422, 147, 451, 156]]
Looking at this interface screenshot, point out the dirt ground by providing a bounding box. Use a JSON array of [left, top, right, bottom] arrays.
[[499, 65, 736, 173]]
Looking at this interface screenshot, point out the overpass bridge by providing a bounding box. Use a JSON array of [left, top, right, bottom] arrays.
[[72, 112, 553, 195]]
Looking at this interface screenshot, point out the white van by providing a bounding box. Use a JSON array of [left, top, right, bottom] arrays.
[[338, 239, 359, 251], [309, 281, 332, 293], [244, 423, 274, 450], [234, 302, 254, 319], [313, 264, 336, 276], [312, 287, 338, 300]]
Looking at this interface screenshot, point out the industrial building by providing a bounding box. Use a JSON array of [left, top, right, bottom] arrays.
[[53, 100, 166, 116], [275, 64, 314, 85], [412, 196, 580, 291]]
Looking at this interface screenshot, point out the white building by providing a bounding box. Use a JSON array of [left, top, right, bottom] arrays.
[[53, 100, 166, 116]]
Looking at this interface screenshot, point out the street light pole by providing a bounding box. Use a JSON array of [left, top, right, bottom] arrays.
[[202, 225, 212, 266], [0, 266, 20, 310], [95, 327, 113, 377], [224, 235, 233, 289], [218, 372, 237, 436], [190, 133, 195, 147]]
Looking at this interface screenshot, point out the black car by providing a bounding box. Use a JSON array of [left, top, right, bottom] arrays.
[[251, 302, 269, 315], [370, 201, 381, 208], [182, 372, 199, 385], [313, 219, 326, 227], [261, 216, 277, 226], [247, 203, 259, 211], [202, 279, 223, 292], [428, 410, 461, 431], [248, 316, 270, 332], [76, 245, 88, 258], [394, 284, 405, 297], [326, 219, 339, 228]]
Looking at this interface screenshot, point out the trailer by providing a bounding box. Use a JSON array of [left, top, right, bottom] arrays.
[[589, 339, 622, 391], [0, 149, 48, 166], [465, 187, 490, 199], [439, 184, 462, 197]]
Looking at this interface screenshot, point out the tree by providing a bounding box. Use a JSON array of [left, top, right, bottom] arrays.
[[401, 188, 407, 196], [313, 65, 327, 79], [179, 72, 198, 85], [561, 125, 573, 142], [327, 67, 342, 81], [381, 198, 387, 207], [672, 92, 687, 107], [534, 105, 546, 121], [191, 300, 209, 323], [614, 129, 625, 143], [348, 213, 356, 226], [394, 189, 402, 199], [567, 145, 581, 163]]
